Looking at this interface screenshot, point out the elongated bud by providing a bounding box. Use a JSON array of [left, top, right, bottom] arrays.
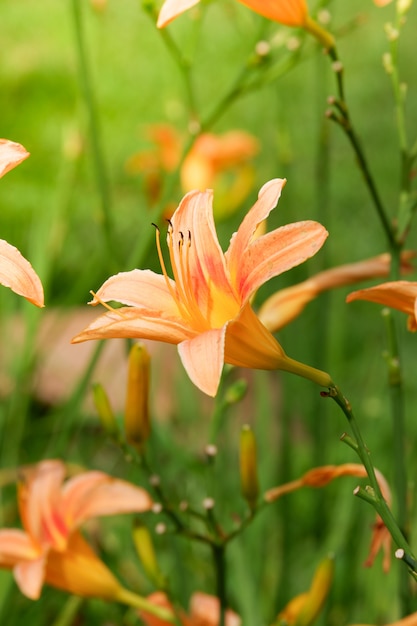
[[295, 555, 334, 626], [93, 383, 119, 438], [125, 342, 151, 451], [132, 521, 165, 587], [240, 425, 259, 509]]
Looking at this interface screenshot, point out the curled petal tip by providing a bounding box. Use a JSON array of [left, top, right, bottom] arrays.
[[0, 139, 30, 178], [157, 0, 200, 27]]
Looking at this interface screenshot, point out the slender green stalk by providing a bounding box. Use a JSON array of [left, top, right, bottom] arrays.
[[382, 307, 411, 615], [327, 48, 395, 247], [51, 596, 84, 626], [71, 0, 117, 268], [117, 586, 179, 623], [211, 544, 227, 626], [326, 385, 417, 574], [157, 27, 198, 120]]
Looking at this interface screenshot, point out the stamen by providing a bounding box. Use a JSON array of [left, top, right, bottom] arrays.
[[154, 222, 188, 318], [90, 291, 125, 317]]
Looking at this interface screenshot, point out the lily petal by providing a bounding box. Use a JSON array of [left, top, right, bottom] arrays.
[[237, 0, 308, 26], [225, 303, 286, 369], [0, 239, 44, 307], [0, 139, 29, 178], [237, 220, 328, 303], [72, 307, 194, 344], [90, 270, 180, 315], [226, 179, 286, 281], [44, 531, 122, 600], [347, 281, 417, 315], [0, 529, 40, 566], [19, 460, 67, 550], [62, 471, 152, 527], [157, 0, 200, 27], [14, 555, 47, 600], [190, 591, 242, 625], [170, 189, 236, 310], [178, 327, 226, 397], [260, 252, 415, 332]]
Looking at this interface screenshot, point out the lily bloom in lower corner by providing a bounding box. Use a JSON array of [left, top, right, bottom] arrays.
[[347, 281, 417, 332], [72, 179, 333, 396], [157, 0, 335, 50], [0, 459, 152, 599], [139, 590, 241, 626], [259, 252, 414, 333]]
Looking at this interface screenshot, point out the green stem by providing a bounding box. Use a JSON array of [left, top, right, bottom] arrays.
[[51, 596, 84, 626], [327, 385, 417, 573], [211, 544, 227, 626], [116, 586, 178, 623], [382, 307, 411, 615], [71, 0, 117, 268], [327, 48, 395, 248]]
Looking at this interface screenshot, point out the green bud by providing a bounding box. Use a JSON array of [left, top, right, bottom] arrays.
[[125, 343, 151, 451], [93, 383, 119, 438], [132, 521, 165, 587], [239, 425, 259, 510]]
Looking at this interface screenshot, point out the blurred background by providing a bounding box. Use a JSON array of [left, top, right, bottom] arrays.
[[0, 0, 416, 624]]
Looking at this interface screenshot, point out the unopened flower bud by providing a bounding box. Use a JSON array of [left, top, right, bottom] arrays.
[[295, 555, 334, 626], [92, 383, 119, 438], [125, 343, 151, 451], [398, 0, 412, 16], [239, 425, 259, 510], [132, 521, 165, 587]]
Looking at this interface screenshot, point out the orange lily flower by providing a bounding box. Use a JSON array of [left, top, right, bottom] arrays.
[[72, 179, 332, 396], [139, 590, 241, 625], [373, 0, 393, 5], [265, 463, 392, 572], [0, 459, 152, 599], [126, 125, 259, 219], [157, 0, 335, 49], [347, 281, 417, 332], [259, 252, 415, 333], [0, 139, 44, 307]]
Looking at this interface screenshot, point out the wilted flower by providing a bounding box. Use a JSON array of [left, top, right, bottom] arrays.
[[0, 459, 152, 599], [72, 179, 332, 396], [347, 281, 417, 332], [0, 139, 44, 307], [157, 0, 335, 50], [265, 463, 392, 572]]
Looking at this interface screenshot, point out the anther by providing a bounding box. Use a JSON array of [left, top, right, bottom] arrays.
[[151, 222, 160, 232]]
